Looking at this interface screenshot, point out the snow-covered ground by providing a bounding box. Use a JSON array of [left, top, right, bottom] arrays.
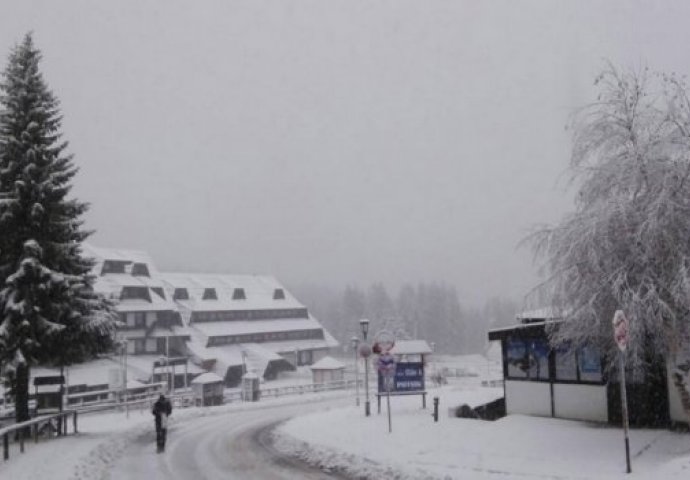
[[274, 383, 690, 479], [0, 391, 350, 479], [2, 355, 689, 479]]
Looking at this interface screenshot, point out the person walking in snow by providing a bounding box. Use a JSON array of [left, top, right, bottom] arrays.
[[152, 394, 172, 452]]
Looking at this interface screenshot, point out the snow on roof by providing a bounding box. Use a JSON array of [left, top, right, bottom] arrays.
[[310, 356, 345, 370], [82, 243, 161, 279], [32, 358, 122, 387], [159, 272, 304, 310], [35, 384, 62, 393], [259, 337, 339, 354], [207, 345, 245, 368], [186, 340, 217, 362], [192, 317, 324, 338], [170, 325, 194, 337], [113, 298, 178, 313], [389, 340, 432, 355], [242, 342, 282, 361], [516, 307, 561, 321], [121, 354, 204, 382], [191, 372, 224, 384]]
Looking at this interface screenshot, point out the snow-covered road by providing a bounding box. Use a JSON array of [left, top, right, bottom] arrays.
[[108, 399, 350, 480]]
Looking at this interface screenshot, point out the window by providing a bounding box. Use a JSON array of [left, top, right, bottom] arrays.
[[120, 287, 151, 302], [555, 345, 578, 381], [553, 344, 603, 383], [151, 287, 166, 299], [101, 260, 127, 275], [232, 288, 246, 300], [133, 338, 146, 354], [203, 288, 217, 300], [173, 288, 189, 300], [506, 338, 549, 380], [157, 338, 166, 354], [134, 312, 146, 329], [273, 288, 285, 300], [131, 263, 150, 277], [578, 345, 602, 382], [299, 350, 313, 365]]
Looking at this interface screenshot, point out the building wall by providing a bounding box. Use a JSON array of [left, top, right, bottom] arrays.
[[553, 384, 608, 422], [146, 338, 157, 352], [313, 369, 344, 384], [505, 380, 551, 417], [312, 349, 328, 364]]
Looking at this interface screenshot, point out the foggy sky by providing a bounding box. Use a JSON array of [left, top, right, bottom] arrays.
[[0, 1, 686, 306]]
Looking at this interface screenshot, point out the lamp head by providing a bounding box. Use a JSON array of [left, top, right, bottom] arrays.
[[359, 318, 370, 335]]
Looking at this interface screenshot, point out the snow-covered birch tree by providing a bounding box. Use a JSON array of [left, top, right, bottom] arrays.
[[0, 34, 118, 424], [528, 64, 690, 419]]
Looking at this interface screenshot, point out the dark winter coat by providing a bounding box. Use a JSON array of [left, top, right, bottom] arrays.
[[152, 397, 172, 430]]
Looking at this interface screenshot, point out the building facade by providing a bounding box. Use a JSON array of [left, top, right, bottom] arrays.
[[84, 245, 338, 387], [488, 310, 688, 428]]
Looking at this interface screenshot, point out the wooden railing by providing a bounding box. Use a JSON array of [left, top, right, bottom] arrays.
[[1, 410, 78, 461]]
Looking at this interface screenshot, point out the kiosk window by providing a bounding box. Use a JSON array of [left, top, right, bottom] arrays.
[[578, 345, 602, 382], [555, 345, 578, 381], [555, 343, 602, 383], [506, 338, 549, 380]]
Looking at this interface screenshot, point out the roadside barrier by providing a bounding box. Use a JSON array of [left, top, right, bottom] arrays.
[[1, 410, 78, 461]]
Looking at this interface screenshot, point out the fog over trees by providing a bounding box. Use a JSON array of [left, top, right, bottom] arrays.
[[292, 282, 518, 354]]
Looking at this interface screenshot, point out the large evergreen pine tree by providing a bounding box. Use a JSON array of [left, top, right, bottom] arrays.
[[0, 34, 117, 423]]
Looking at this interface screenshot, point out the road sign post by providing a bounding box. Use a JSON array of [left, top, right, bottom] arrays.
[[612, 310, 632, 474], [377, 351, 396, 433]]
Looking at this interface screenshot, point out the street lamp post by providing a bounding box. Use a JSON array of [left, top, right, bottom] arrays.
[[120, 339, 129, 418], [351, 336, 360, 406], [359, 318, 371, 416]]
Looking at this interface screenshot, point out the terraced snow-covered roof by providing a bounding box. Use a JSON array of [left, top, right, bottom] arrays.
[[159, 273, 304, 311], [192, 317, 322, 338]]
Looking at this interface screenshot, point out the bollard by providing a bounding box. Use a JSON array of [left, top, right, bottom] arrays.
[[432, 396, 439, 422]]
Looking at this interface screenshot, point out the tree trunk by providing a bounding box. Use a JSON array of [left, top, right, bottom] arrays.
[[15, 363, 30, 424]]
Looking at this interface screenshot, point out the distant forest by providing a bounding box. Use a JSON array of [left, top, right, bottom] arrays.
[[290, 282, 520, 355]]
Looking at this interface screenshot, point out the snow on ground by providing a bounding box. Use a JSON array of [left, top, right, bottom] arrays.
[[274, 384, 690, 480], [3, 354, 690, 480], [0, 391, 349, 480]]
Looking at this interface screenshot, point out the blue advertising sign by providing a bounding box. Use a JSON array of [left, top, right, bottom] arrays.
[[377, 362, 425, 393]]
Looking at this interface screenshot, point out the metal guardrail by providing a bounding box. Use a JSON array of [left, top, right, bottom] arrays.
[[1, 410, 78, 461], [0, 379, 359, 426], [259, 379, 358, 399], [66, 382, 167, 407]]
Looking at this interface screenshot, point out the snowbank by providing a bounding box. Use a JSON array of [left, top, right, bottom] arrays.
[[275, 385, 690, 479]]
